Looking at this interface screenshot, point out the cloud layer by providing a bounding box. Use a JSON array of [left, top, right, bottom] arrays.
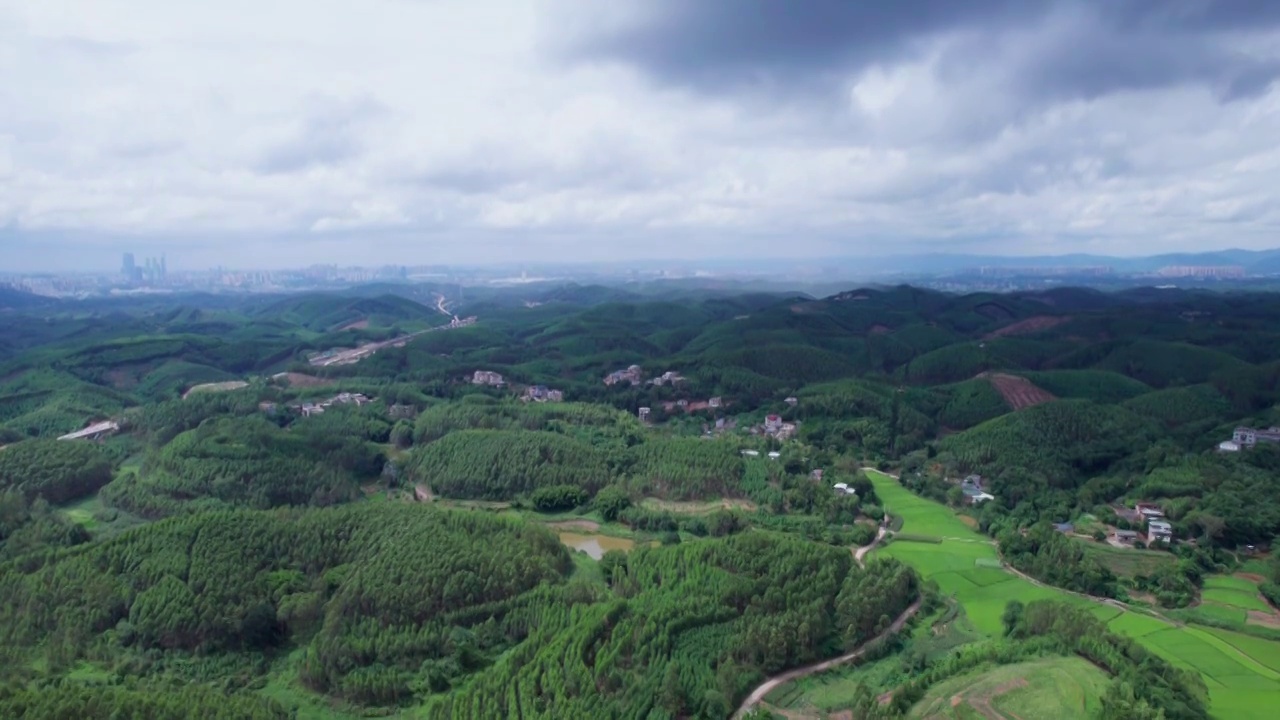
[[3, 0, 1280, 269]]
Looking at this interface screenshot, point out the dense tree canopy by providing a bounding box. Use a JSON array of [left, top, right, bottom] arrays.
[[0, 439, 114, 503]]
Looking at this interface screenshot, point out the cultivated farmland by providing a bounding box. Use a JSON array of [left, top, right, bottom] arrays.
[[907, 656, 1109, 720], [1076, 538, 1177, 577], [1202, 575, 1272, 612], [865, 470, 1280, 720]]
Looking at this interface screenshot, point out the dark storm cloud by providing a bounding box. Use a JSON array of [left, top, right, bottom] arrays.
[[563, 0, 1280, 103], [562, 0, 1039, 92]]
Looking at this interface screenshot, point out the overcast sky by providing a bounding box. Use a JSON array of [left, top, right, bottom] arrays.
[[4, 0, 1280, 271]]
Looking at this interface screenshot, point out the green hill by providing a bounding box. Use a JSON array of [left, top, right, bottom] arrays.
[[939, 399, 1158, 488]]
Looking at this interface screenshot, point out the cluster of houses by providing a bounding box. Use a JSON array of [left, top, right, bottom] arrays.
[[639, 397, 724, 422], [660, 396, 723, 413], [604, 367, 687, 387], [523, 385, 564, 403], [1113, 502, 1174, 545], [469, 371, 564, 402], [648, 371, 685, 387], [961, 475, 995, 504], [471, 370, 505, 387], [604, 365, 644, 386], [1218, 426, 1280, 452], [292, 392, 372, 417], [756, 414, 797, 440]]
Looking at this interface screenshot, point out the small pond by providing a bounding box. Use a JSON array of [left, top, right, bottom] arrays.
[[557, 532, 636, 560]]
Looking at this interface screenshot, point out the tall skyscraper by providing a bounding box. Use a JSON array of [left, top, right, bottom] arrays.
[[122, 252, 136, 278], [160, 254, 167, 280]]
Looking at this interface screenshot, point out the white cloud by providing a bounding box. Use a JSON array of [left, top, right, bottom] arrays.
[[1, 0, 1280, 270]]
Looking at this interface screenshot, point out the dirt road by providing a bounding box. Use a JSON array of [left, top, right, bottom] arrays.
[[732, 598, 923, 719], [854, 526, 887, 567]]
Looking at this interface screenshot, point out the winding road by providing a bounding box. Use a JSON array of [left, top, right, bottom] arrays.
[[731, 597, 923, 719], [854, 526, 887, 567]]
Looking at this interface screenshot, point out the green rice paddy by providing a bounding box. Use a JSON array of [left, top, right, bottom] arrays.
[[864, 470, 1280, 720], [1201, 575, 1271, 612]]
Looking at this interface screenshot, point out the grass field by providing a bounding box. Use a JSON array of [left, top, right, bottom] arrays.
[[907, 657, 1110, 720], [60, 495, 102, 530], [864, 470, 1280, 720]]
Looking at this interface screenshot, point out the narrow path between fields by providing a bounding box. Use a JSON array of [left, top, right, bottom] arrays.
[[732, 598, 923, 719]]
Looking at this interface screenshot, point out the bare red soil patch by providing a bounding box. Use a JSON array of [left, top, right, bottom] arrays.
[[982, 372, 1056, 411], [1247, 610, 1280, 628], [983, 315, 1070, 339], [338, 319, 369, 331]]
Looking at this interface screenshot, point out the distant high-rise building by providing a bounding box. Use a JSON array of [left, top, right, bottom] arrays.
[[160, 254, 167, 280], [122, 252, 136, 277]]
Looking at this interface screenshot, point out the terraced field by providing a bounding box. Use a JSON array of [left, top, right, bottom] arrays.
[[865, 470, 1280, 720], [908, 656, 1109, 720]]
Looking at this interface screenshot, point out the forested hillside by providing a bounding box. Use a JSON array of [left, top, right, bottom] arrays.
[[2, 282, 1280, 718]]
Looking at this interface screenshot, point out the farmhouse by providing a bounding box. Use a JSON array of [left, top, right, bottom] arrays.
[[1231, 426, 1280, 447], [959, 476, 994, 504], [472, 370, 505, 386], [1134, 502, 1164, 519], [1053, 522, 1074, 534], [1114, 530, 1139, 544], [648, 370, 685, 387], [638, 407, 650, 422], [741, 450, 760, 457], [832, 482, 856, 496], [524, 385, 564, 403], [1147, 519, 1174, 545], [1218, 440, 1241, 452], [967, 491, 995, 505], [767, 451, 781, 460]]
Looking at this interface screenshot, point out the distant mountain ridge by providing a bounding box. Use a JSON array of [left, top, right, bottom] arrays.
[[842, 248, 1280, 275], [0, 285, 54, 310]]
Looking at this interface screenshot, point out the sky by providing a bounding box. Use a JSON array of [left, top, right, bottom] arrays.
[[3, 0, 1280, 271]]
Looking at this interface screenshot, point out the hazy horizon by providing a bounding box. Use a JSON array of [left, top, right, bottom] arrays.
[[5, 1, 1280, 271]]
